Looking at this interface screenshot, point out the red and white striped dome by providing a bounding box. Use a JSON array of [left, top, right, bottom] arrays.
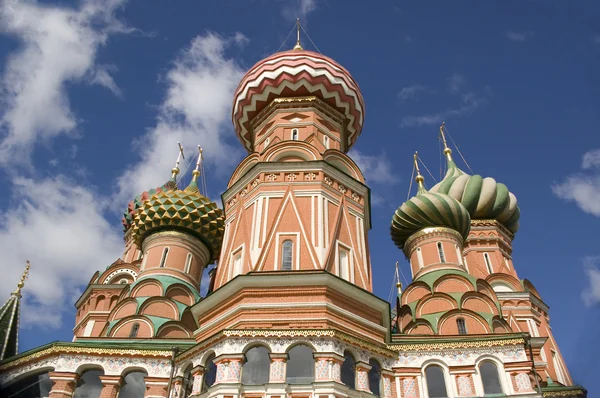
[[232, 49, 365, 152]]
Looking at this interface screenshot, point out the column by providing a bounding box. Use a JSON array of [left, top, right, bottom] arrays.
[[381, 370, 394, 398], [170, 376, 183, 398], [99, 375, 124, 398], [355, 362, 372, 392], [145, 377, 169, 398], [313, 353, 344, 382], [269, 353, 288, 383], [214, 354, 244, 384], [48, 372, 79, 398], [190, 366, 205, 396]]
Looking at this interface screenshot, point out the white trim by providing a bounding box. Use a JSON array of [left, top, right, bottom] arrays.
[[422, 361, 455, 398], [455, 245, 462, 265], [82, 320, 95, 337], [184, 253, 193, 274], [416, 247, 424, 269], [230, 245, 244, 279], [141, 251, 149, 271], [159, 247, 170, 268]]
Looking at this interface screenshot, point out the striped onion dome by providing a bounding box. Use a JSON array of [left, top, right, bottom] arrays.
[[429, 160, 520, 234], [232, 49, 365, 152], [130, 180, 225, 263], [391, 191, 471, 252]]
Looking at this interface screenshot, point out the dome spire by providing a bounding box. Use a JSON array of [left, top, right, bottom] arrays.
[[439, 122, 457, 168], [413, 151, 426, 194], [12, 261, 30, 296], [185, 146, 203, 193], [171, 142, 185, 181], [293, 18, 303, 50]]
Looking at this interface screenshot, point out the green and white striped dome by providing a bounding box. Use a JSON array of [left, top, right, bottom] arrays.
[[391, 191, 471, 252], [429, 161, 520, 233]]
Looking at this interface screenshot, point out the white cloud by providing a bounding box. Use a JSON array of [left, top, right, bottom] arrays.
[[398, 84, 432, 101], [0, 175, 122, 328], [348, 149, 398, 185], [505, 30, 534, 42], [115, 32, 247, 204], [447, 74, 465, 94], [582, 256, 600, 307], [282, 0, 317, 21], [0, 0, 131, 166], [552, 149, 600, 216]]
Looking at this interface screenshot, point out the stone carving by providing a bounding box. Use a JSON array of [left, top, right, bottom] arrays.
[[266, 173, 278, 181], [240, 189, 248, 197], [324, 177, 333, 185], [305, 173, 316, 181], [338, 185, 347, 194], [103, 268, 138, 284], [286, 173, 297, 181]]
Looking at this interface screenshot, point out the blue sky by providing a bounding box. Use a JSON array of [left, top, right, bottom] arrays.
[[0, 0, 599, 393]]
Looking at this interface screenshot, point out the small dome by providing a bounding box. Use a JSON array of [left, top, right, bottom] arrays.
[[232, 49, 365, 152], [429, 164, 520, 233], [131, 189, 225, 263], [391, 191, 471, 252]]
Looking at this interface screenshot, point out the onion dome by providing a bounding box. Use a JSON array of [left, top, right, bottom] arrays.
[[232, 44, 365, 152], [122, 186, 167, 231], [391, 154, 471, 252], [428, 125, 520, 233], [131, 173, 224, 262]]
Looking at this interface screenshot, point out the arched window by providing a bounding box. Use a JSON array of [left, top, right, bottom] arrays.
[[437, 242, 446, 263], [202, 354, 217, 392], [457, 318, 467, 335], [341, 350, 356, 389], [118, 371, 147, 398], [425, 365, 448, 398], [160, 248, 169, 268], [368, 359, 381, 396], [129, 322, 140, 338], [286, 344, 314, 384], [242, 346, 270, 385], [292, 129, 299, 140], [185, 253, 193, 273], [480, 361, 503, 395], [74, 369, 104, 398], [182, 365, 193, 398], [281, 240, 293, 270], [323, 135, 329, 148], [484, 252, 493, 274]]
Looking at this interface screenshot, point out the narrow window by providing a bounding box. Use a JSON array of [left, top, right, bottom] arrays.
[[160, 248, 169, 268], [323, 135, 329, 148], [368, 359, 381, 396], [232, 252, 242, 277], [425, 365, 448, 398], [129, 323, 140, 338], [437, 242, 446, 263], [136, 251, 143, 260], [552, 351, 566, 385], [185, 253, 193, 273], [455, 244, 463, 265], [291, 128, 299, 140], [202, 354, 217, 392], [480, 361, 503, 395], [141, 251, 149, 270], [457, 317, 467, 335], [484, 252, 493, 274], [341, 351, 356, 389], [281, 240, 293, 270], [339, 248, 350, 280], [417, 247, 424, 269]]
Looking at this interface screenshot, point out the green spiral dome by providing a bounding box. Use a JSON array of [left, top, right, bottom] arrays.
[[132, 188, 225, 263], [429, 163, 520, 233], [391, 191, 471, 252]]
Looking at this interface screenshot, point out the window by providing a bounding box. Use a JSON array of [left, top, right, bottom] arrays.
[[232, 251, 242, 277], [425, 365, 448, 398], [480, 361, 503, 395], [242, 346, 270, 385], [136, 251, 143, 260], [437, 242, 446, 263], [281, 240, 293, 270], [160, 247, 169, 268], [74, 369, 104, 398], [202, 354, 217, 392], [341, 350, 356, 389], [368, 359, 381, 396], [484, 253, 493, 274], [286, 345, 314, 384], [292, 129, 299, 140], [323, 135, 329, 148], [552, 351, 566, 385], [417, 247, 424, 269], [182, 366, 193, 398], [118, 371, 147, 398], [339, 248, 350, 280], [141, 251, 149, 270], [129, 322, 140, 338], [185, 253, 193, 273], [457, 318, 467, 335]]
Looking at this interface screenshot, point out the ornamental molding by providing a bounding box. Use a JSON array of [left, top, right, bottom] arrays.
[[404, 227, 464, 255], [542, 390, 587, 397], [469, 219, 514, 241], [103, 268, 138, 284]]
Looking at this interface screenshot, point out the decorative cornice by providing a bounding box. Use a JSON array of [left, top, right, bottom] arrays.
[[469, 219, 514, 241], [542, 389, 587, 397], [388, 337, 526, 352], [404, 227, 464, 255]]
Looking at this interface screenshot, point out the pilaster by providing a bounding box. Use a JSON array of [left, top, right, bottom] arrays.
[[214, 354, 244, 384], [48, 372, 79, 398], [269, 353, 288, 383], [313, 353, 344, 382], [99, 375, 124, 398], [190, 366, 205, 396], [355, 361, 372, 392], [145, 376, 169, 398]]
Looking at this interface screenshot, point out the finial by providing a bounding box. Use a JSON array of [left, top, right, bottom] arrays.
[[192, 146, 202, 182], [293, 18, 303, 50], [13, 261, 30, 295], [171, 142, 185, 180], [414, 152, 426, 193], [439, 122, 455, 164], [395, 261, 402, 295]]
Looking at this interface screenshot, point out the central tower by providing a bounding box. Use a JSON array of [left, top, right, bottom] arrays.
[[213, 43, 372, 291]]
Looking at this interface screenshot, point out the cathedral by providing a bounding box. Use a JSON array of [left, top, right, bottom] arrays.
[[0, 31, 587, 398]]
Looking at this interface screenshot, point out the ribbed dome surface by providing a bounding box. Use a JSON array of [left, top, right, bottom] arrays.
[[131, 189, 224, 262], [429, 164, 520, 233], [232, 49, 365, 152], [391, 191, 471, 251]]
